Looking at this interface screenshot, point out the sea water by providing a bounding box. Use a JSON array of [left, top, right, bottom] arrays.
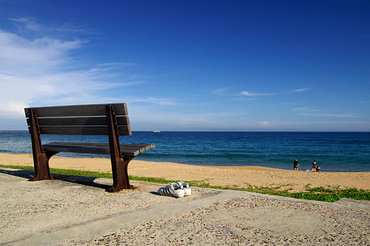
[[0, 131, 369, 172]]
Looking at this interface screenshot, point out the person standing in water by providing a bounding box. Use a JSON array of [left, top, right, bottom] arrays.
[[294, 159, 299, 170], [312, 160, 318, 171]]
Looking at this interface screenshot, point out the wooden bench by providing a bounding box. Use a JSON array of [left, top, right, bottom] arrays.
[[24, 103, 155, 192]]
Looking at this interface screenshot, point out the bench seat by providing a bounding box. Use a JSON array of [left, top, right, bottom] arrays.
[[25, 103, 155, 192], [43, 142, 155, 157]]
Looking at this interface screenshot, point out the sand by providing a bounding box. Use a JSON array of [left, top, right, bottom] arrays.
[[0, 153, 369, 192], [0, 153, 369, 245], [0, 168, 369, 245]]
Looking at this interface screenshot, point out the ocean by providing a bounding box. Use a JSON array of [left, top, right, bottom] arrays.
[[0, 131, 369, 172]]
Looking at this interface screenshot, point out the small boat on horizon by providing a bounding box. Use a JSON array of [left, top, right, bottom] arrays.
[[153, 130, 160, 133]]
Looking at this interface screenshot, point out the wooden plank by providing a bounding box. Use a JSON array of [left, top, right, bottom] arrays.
[[120, 144, 156, 152], [122, 126, 132, 136], [37, 126, 131, 136], [48, 142, 155, 150], [26, 116, 130, 126], [43, 143, 110, 154], [45, 142, 155, 153], [42, 142, 154, 156], [25, 103, 128, 117]]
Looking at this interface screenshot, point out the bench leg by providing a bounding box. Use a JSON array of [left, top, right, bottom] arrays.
[[108, 157, 133, 192], [29, 151, 57, 181]]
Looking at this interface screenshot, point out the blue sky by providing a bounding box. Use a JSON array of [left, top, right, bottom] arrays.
[[0, 0, 369, 131]]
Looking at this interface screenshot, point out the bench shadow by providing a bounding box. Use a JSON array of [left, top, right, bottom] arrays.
[[0, 168, 34, 179], [150, 191, 161, 196], [52, 174, 111, 190], [0, 168, 111, 190]]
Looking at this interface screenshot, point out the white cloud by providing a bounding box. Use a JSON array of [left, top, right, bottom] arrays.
[[0, 21, 142, 118], [104, 96, 176, 106], [240, 91, 274, 97], [291, 88, 311, 93], [0, 29, 84, 75], [9, 17, 42, 31], [213, 88, 308, 98], [298, 113, 357, 118], [292, 107, 319, 112], [293, 107, 357, 118], [258, 121, 271, 127], [240, 87, 311, 97], [96, 62, 136, 69], [130, 110, 246, 131], [211, 87, 231, 96], [8, 17, 91, 34]]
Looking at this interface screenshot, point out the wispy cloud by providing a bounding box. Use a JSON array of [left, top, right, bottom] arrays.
[[0, 19, 143, 117], [213, 87, 311, 98], [131, 111, 245, 131], [290, 87, 311, 93], [293, 107, 357, 118], [240, 91, 274, 97], [298, 113, 357, 118], [9, 17, 92, 34], [211, 87, 231, 96], [105, 96, 176, 106], [0, 30, 84, 75], [9, 17, 42, 31], [292, 107, 319, 112], [240, 87, 311, 97], [96, 62, 136, 68]]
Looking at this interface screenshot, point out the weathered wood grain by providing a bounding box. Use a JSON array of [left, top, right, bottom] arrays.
[[25, 103, 128, 117], [26, 116, 130, 126], [36, 126, 132, 136], [42, 142, 154, 157]]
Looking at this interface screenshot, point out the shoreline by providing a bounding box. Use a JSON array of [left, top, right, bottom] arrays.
[[1, 153, 369, 192]]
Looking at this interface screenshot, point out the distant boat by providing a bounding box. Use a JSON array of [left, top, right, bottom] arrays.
[[153, 130, 160, 133]]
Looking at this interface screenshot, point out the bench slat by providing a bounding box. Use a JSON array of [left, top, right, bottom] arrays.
[[26, 116, 130, 126], [53, 142, 156, 153], [25, 103, 128, 117], [42, 142, 155, 157], [37, 126, 132, 136]]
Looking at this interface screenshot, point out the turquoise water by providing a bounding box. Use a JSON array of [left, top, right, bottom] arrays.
[[0, 131, 369, 172]]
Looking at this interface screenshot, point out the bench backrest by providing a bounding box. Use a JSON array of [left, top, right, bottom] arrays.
[[25, 103, 131, 136]]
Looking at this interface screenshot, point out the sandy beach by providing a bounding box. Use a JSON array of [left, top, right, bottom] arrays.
[[1, 153, 369, 192], [0, 153, 369, 245], [1, 153, 370, 245], [0, 166, 369, 245]]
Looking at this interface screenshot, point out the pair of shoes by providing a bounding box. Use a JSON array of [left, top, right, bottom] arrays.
[[158, 182, 184, 198], [158, 182, 191, 198], [177, 181, 191, 196]]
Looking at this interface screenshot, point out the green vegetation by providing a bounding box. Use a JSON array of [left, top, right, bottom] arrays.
[[1, 164, 369, 202]]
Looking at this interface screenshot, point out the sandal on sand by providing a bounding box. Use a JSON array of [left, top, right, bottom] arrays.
[[177, 181, 191, 196], [158, 183, 185, 198]]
